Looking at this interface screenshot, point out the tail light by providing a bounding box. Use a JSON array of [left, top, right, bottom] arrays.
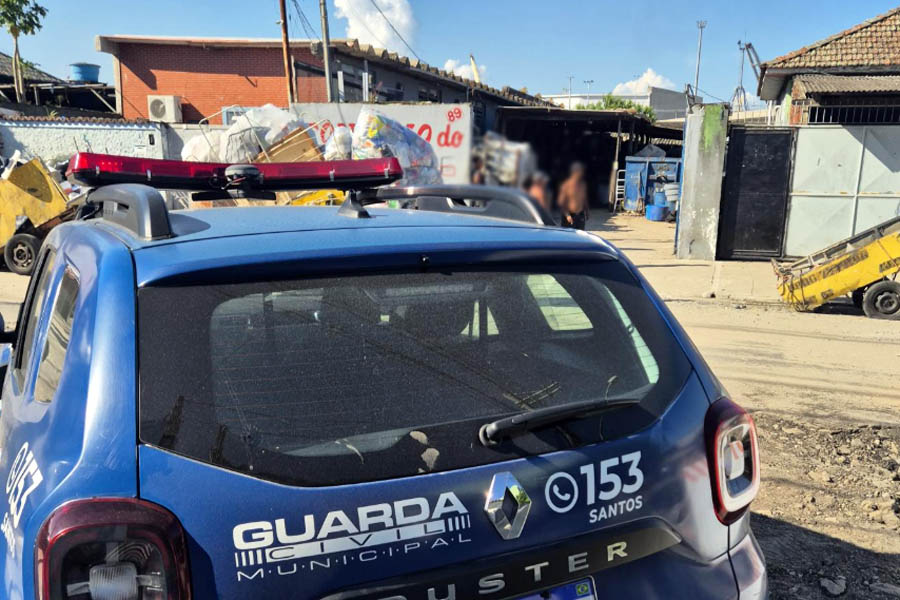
[[35, 498, 191, 600], [704, 397, 760, 524]]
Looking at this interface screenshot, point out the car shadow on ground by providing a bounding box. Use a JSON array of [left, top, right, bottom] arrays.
[[752, 512, 900, 599]]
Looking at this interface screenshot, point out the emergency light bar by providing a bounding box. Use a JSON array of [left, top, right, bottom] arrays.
[[66, 153, 403, 191]]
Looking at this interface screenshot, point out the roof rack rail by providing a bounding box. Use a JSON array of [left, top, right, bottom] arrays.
[[81, 183, 172, 240], [340, 185, 556, 226]]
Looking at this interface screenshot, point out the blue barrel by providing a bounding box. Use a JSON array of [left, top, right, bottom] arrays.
[[69, 63, 100, 83], [646, 204, 669, 221], [652, 190, 668, 206]]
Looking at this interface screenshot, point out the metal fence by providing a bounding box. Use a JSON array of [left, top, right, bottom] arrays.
[[798, 100, 900, 125], [785, 125, 900, 256]]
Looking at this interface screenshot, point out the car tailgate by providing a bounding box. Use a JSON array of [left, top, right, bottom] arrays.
[[138, 373, 733, 599]]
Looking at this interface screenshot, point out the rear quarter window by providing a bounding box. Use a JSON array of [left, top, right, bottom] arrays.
[[33, 269, 79, 403]]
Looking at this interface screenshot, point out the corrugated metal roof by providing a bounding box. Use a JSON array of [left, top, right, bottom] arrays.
[[96, 35, 553, 107], [334, 39, 551, 106], [795, 74, 900, 94], [0, 51, 62, 83], [0, 113, 147, 124]]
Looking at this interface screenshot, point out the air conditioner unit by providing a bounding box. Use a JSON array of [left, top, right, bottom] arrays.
[[147, 95, 182, 123]]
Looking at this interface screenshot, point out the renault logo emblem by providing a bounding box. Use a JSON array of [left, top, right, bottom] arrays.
[[484, 472, 531, 540]]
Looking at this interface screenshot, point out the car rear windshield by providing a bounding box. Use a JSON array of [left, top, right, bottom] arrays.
[[138, 261, 692, 486]]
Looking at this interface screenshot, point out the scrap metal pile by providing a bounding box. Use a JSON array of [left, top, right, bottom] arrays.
[[0, 153, 82, 275]]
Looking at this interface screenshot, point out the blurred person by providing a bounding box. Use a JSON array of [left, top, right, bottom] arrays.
[[557, 162, 590, 230], [471, 156, 486, 185], [526, 171, 552, 215]]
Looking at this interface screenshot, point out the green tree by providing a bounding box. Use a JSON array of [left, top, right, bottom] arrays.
[[0, 0, 47, 103], [576, 93, 656, 122]]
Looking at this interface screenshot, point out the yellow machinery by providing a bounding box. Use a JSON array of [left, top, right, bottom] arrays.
[[773, 215, 900, 319], [0, 159, 73, 275]]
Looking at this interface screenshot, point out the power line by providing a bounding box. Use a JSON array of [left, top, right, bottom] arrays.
[[289, 0, 319, 40], [696, 87, 728, 103], [345, 3, 389, 49], [367, 0, 420, 61]]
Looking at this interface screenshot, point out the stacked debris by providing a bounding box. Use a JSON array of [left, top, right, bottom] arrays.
[[182, 105, 441, 207], [474, 132, 536, 188]]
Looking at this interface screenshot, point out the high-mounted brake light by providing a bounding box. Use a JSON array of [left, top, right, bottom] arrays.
[[704, 397, 760, 524], [66, 152, 403, 191], [35, 498, 191, 600]]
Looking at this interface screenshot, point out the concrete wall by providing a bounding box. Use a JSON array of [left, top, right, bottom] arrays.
[[676, 103, 729, 260], [0, 119, 166, 164], [649, 88, 694, 120]]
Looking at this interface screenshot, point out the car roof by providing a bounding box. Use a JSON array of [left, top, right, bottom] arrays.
[[77, 205, 621, 285], [95, 205, 572, 248]]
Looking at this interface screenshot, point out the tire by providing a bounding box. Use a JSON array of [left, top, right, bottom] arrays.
[[861, 280, 900, 320], [3, 233, 40, 275]]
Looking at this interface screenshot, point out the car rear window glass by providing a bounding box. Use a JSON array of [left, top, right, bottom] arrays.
[[138, 261, 691, 486], [34, 269, 79, 403]]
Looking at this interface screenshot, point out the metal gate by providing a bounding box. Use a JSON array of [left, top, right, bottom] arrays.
[[717, 127, 794, 260], [785, 125, 900, 257]]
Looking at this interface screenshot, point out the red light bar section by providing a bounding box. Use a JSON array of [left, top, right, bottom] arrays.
[[66, 153, 403, 191]]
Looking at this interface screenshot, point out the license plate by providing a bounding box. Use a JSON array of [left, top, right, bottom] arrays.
[[518, 578, 597, 600]]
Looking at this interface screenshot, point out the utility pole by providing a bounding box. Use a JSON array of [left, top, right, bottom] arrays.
[[320, 0, 334, 102], [732, 41, 748, 112], [567, 75, 574, 109], [584, 79, 594, 104], [278, 0, 296, 105], [694, 20, 707, 93]]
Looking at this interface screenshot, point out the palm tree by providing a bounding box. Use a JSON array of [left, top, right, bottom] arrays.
[[0, 0, 47, 103]]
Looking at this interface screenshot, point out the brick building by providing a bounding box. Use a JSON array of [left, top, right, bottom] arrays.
[[758, 6, 900, 125], [96, 35, 546, 129]]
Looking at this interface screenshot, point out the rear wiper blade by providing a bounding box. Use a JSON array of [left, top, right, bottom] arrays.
[[478, 398, 641, 446]]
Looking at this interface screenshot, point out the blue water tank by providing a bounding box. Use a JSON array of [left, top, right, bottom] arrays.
[[646, 204, 669, 221], [652, 190, 669, 206], [69, 63, 100, 83]]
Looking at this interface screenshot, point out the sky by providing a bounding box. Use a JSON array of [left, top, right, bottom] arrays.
[[1, 0, 897, 107]]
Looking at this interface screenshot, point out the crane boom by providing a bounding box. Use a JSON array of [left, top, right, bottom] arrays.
[[745, 42, 762, 83], [469, 54, 482, 84]]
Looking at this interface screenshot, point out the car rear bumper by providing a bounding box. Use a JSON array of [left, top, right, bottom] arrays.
[[730, 530, 768, 600]]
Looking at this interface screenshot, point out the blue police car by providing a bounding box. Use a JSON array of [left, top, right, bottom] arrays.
[[0, 153, 766, 599]]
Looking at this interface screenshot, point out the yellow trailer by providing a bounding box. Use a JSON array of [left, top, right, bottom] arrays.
[[0, 159, 72, 275], [773, 215, 900, 319]]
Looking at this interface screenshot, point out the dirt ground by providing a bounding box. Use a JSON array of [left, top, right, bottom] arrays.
[[1, 212, 899, 598], [671, 301, 900, 599], [597, 214, 900, 599]]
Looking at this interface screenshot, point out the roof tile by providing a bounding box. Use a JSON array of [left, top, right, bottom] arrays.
[[764, 7, 900, 69], [795, 73, 900, 94]]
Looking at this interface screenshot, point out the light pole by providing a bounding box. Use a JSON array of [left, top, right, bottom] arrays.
[[567, 75, 574, 109], [584, 79, 594, 105], [694, 20, 707, 94]]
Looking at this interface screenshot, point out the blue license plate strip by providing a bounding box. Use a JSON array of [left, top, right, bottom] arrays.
[[517, 577, 597, 600]]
